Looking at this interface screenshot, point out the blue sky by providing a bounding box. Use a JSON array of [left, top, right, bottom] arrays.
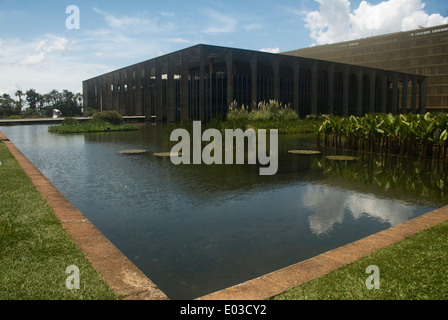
[[1, 0, 447, 97]]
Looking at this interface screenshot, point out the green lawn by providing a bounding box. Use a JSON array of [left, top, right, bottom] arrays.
[[272, 219, 448, 300], [0, 140, 120, 300]]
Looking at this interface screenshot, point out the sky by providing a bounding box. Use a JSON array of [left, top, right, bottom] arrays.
[[0, 0, 447, 97]]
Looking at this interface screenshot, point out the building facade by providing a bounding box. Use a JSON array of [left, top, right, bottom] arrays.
[[285, 24, 448, 113], [83, 44, 427, 122]]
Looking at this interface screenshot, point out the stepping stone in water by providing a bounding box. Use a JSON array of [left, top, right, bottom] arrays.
[[324, 155, 358, 161], [119, 150, 148, 155], [153, 152, 182, 157], [288, 150, 322, 155]]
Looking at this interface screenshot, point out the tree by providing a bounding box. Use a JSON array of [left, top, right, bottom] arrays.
[[25, 89, 39, 113], [0, 94, 21, 118], [15, 90, 24, 111]]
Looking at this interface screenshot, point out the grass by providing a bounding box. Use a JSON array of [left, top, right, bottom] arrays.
[[48, 119, 138, 134], [272, 219, 448, 300], [0, 140, 120, 300]]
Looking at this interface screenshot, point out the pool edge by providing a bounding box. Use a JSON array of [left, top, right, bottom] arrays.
[[197, 203, 448, 300], [1, 130, 169, 300]]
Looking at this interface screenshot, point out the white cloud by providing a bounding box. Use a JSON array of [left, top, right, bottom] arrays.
[[402, 9, 448, 31], [202, 8, 238, 34], [260, 47, 280, 53], [160, 12, 176, 17], [14, 36, 70, 67], [35, 36, 69, 54], [0, 35, 110, 96], [244, 24, 263, 31], [93, 8, 175, 34], [304, 0, 448, 45]]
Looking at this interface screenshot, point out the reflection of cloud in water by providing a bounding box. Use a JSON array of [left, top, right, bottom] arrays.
[[302, 184, 414, 236], [302, 185, 346, 236], [346, 194, 414, 227]]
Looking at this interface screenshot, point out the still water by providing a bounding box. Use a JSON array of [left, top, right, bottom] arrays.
[[1, 123, 447, 299]]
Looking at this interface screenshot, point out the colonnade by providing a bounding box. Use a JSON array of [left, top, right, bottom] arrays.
[[83, 44, 428, 122]]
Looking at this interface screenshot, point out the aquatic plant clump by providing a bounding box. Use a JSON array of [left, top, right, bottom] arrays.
[[92, 111, 123, 125], [227, 100, 299, 123], [48, 116, 138, 133], [317, 112, 448, 160]]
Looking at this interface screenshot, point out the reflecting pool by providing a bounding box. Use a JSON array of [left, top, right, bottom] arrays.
[[1, 123, 447, 299]]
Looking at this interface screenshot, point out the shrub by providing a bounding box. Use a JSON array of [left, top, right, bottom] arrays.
[[227, 101, 249, 122], [248, 100, 298, 122], [83, 108, 97, 117], [61, 117, 78, 126], [92, 111, 123, 125], [6, 115, 24, 119]]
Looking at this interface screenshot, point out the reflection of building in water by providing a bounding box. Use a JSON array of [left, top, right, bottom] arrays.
[[302, 184, 415, 236], [83, 40, 428, 122]]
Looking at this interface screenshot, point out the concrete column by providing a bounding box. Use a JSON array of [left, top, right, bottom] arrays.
[[82, 81, 88, 110], [225, 51, 234, 108], [342, 66, 349, 116], [95, 79, 100, 111], [155, 59, 163, 122], [113, 71, 119, 113], [98, 76, 104, 112], [167, 55, 176, 122], [250, 54, 258, 108], [124, 69, 130, 115], [199, 47, 206, 121], [119, 69, 126, 115], [381, 73, 387, 114], [106, 73, 113, 112], [85, 80, 90, 110], [419, 77, 428, 114], [180, 52, 190, 122], [273, 59, 280, 101], [128, 67, 136, 115], [136, 64, 144, 116], [143, 61, 152, 119], [401, 75, 408, 114], [391, 73, 399, 115], [327, 64, 334, 115], [293, 62, 300, 115], [356, 70, 363, 116], [369, 70, 376, 114], [411, 76, 417, 114], [311, 61, 318, 115]]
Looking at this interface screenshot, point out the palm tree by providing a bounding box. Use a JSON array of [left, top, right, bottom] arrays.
[[15, 90, 24, 111]]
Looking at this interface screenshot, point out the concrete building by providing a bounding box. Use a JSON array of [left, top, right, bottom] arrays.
[[285, 24, 448, 113], [83, 44, 427, 122]]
